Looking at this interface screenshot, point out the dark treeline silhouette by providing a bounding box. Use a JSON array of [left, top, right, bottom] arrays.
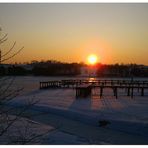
[[32, 60, 81, 76], [0, 60, 148, 77], [0, 65, 27, 76], [97, 63, 148, 77], [0, 60, 82, 76]]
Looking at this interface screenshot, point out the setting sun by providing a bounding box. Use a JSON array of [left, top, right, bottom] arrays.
[[87, 54, 98, 65]]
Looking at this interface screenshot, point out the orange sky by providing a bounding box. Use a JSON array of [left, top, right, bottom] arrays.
[[0, 3, 148, 65]]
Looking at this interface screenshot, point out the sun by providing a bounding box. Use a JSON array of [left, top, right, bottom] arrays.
[[87, 54, 98, 65]]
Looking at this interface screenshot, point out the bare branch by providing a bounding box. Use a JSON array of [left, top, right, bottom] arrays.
[[1, 42, 16, 58], [1, 46, 24, 62], [0, 30, 43, 144], [0, 77, 15, 97], [0, 77, 13, 90], [0, 34, 8, 44], [0, 87, 23, 104], [0, 99, 38, 137]]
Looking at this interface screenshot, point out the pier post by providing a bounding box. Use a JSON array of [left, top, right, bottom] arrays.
[[113, 87, 118, 99], [76, 88, 79, 98], [40, 82, 42, 89], [100, 86, 103, 98], [137, 83, 140, 93], [127, 87, 130, 96], [131, 87, 134, 98], [141, 88, 144, 96]]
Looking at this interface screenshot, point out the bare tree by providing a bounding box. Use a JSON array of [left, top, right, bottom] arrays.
[[0, 28, 46, 144], [0, 28, 24, 63]]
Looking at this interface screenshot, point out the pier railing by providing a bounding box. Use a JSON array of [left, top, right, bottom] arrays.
[[39, 79, 148, 98]]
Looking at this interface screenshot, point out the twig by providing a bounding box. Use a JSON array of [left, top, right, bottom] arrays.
[[1, 42, 16, 57], [1, 46, 24, 62]]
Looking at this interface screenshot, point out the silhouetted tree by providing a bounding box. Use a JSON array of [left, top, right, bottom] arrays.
[[0, 28, 44, 144]]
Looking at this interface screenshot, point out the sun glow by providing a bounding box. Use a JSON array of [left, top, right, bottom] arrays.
[[87, 54, 98, 65]]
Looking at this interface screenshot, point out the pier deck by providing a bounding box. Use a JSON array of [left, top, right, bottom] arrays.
[[39, 79, 148, 98]]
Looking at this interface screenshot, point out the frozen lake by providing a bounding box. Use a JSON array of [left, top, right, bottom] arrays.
[[12, 76, 148, 122], [2, 76, 148, 144], [13, 75, 148, 92]]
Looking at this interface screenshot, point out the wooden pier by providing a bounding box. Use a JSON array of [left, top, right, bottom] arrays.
[[40, 81, 61, 89], [39, 79, 148, 98], [93, 85, 148, 99], [76, 84, 92, 98]]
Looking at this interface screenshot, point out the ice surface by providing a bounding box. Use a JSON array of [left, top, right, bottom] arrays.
[[5, 76, 148, 144]]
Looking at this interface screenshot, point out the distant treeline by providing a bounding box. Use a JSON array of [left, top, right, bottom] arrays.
[[32, 61, 81, 76], [0, 60, 81, 76], [0, 60, 148, 77], [97, 64, 148, 77]]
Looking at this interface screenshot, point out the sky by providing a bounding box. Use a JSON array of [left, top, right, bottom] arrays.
[[0, 3, 148, 65]]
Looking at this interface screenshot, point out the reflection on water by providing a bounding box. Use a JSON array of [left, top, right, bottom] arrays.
[[88, 77, 96, 82]]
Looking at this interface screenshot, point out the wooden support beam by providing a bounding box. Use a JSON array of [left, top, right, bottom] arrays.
[[127, 87, 130, 96], [141, 88, 144, 96], [131, 87, 134, 98], [115, 87, 118, 99], [100, 86, 103, 98], [113, 87, 118, 99]]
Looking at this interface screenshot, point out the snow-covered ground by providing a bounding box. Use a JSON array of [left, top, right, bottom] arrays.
[[4, 76, 148, 144]]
